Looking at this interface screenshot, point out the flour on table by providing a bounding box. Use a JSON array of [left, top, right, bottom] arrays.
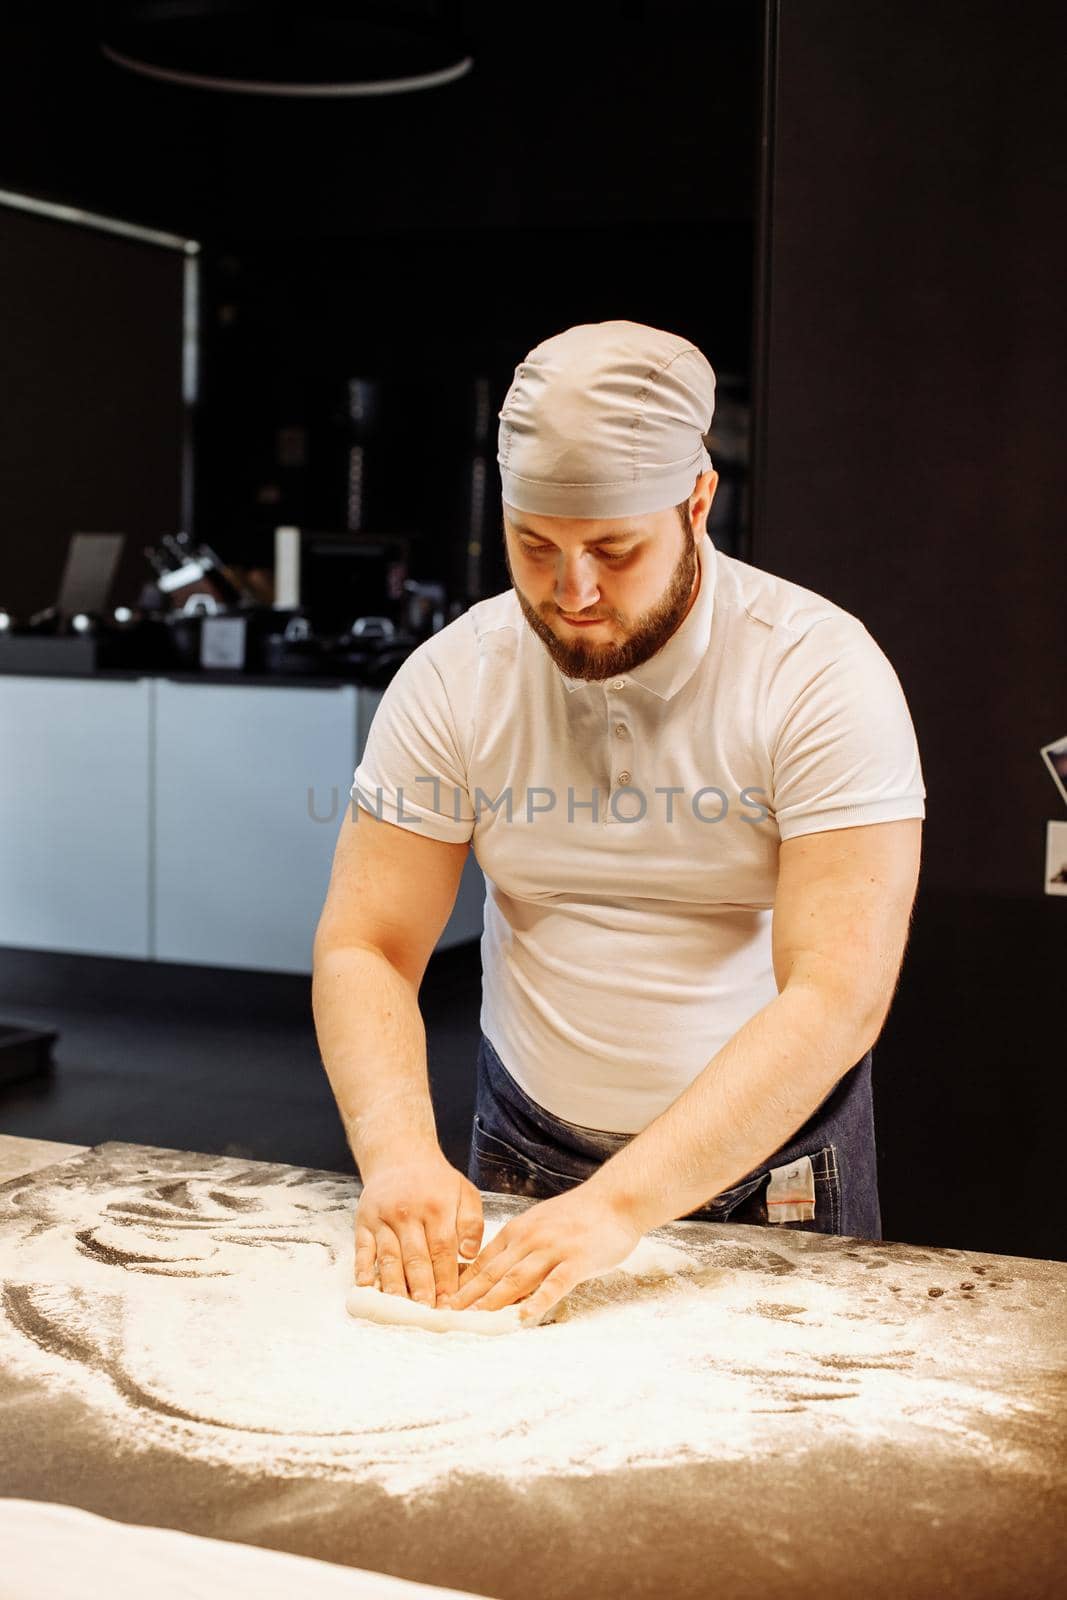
[[0, 1143, 1056, 1500]]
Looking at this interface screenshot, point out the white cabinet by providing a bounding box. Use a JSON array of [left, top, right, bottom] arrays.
[[0, 676, 151, 958], [0, 674, 486, 974], [154, 681, 360, 973]]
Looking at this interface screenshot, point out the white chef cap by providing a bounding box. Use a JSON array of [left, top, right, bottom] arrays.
[[497, 319, 716, 518]]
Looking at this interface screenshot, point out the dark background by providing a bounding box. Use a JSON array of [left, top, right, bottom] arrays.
[[1, 1, 1064, 1259], [0, 2, 758, 607], [0, 212, 187, 617], [753, 0, 1066, 1256]]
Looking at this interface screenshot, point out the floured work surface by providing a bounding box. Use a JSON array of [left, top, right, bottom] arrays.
[[0, 1140, 1064, 1600]]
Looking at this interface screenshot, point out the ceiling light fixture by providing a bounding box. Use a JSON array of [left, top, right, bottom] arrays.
[[98, 1, 473, 99]]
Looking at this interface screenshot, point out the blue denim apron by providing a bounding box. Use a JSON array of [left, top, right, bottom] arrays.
[[468, 1033, 882, 1240]]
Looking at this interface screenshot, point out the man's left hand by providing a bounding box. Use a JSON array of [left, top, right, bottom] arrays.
[[441, 1187, 643, 1326]]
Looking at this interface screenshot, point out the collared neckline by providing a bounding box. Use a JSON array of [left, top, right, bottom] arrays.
[[558, 533, 717, 701]]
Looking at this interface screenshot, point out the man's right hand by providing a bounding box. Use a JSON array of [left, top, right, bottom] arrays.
[[354, 1152, 485, 1308]]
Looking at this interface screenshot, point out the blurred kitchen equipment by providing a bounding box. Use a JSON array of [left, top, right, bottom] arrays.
[[349, 616, 395, 642], [199, 614, 247, 670], [56, 532, 125, 620], [162, 594, 279, 673], [402, 579, 447, 641], [262, 613, 325, 677], [147, 531, 251, 609], [273, 527, 409, 634], [327, 613, 414, 687], [0, 532, 163, 672], [19, 532, 126, 635]]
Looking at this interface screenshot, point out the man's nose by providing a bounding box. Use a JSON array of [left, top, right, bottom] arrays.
[[554, 556, 600, 611]]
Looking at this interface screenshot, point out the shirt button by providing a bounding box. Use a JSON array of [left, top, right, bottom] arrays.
[[613, 679, 626, 690], [615, 724, 627, 737], [617, 770, 632, 785]]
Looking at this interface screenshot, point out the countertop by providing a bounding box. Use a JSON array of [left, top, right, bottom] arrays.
[[0, 1133, 1063, 1600], [0, 665, 383, 689], [0, 1134, 88, 1185]]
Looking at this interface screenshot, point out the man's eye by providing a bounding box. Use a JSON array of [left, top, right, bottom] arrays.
[[520, 544, 630, 561]]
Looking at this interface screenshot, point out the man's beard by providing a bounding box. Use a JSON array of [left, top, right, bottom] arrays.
[[505, 526, 699, 682]]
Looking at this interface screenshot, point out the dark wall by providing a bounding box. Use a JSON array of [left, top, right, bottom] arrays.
[[194, 219, 755, 597], [755, 0, 1066, 1257], [755, 0, 1066, 902], [0, 207, 185, 615]]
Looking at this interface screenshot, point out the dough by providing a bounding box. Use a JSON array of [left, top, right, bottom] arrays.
[[345, 1233, 691, 1336], [346, 1287, 525, 1336]]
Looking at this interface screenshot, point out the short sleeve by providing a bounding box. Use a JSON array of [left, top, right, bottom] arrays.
[[351, 641, 476, 844], [766, 615, 926, 841]]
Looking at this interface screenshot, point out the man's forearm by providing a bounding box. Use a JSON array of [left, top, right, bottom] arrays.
[[583, 984, 877, 1234], [312, 943, 440, 1178]]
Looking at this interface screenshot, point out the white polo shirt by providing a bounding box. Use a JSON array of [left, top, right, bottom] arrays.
[[351, 534, 925, 1134]]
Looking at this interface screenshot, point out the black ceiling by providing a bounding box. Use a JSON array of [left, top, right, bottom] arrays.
[[0, 2, 761, 244]]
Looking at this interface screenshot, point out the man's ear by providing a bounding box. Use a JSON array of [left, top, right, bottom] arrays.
[[690, 468, 718, 533]]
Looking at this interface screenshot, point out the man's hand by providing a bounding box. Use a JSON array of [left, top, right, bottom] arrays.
[[442, 1187, 643, 1327], [355, 1152, 484, 1308]]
